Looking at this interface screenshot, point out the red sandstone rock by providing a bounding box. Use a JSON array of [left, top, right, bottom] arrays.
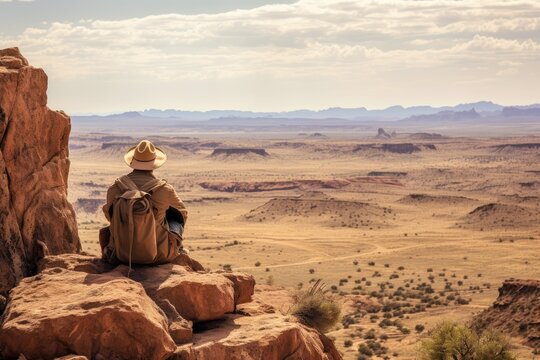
[[0, 47, 80, 296], [473, 279, 540, 350], [0, 268, 175, 360], [173, 314, 342, 360], [171, 252, 206, 271], [131, 264, 236, 321]]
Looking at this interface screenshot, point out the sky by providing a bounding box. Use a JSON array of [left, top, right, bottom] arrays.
[[1, 0, 539, 114]]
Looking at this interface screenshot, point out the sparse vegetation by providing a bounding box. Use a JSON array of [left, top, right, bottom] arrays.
[[419, 322, 516, 360], [288, 280, 341, 333]]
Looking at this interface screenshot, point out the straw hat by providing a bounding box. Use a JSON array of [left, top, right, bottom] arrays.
[[124, 140, 167, 170]]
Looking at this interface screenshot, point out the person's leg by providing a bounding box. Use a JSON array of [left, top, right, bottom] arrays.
[[168, 220, 184, 237]]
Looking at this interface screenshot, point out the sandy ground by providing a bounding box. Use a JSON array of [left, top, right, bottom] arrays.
[[69, 132, 540, 359]]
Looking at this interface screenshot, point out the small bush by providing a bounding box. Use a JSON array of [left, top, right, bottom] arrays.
[[288, 280, 341, 333], [419, 322, 516, 360], [358, 343, 373, 356]]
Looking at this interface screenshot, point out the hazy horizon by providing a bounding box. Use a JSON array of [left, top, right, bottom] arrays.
[[70, 100, 540, 118]]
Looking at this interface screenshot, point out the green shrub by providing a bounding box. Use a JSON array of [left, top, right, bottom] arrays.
[[419, 322, 516, 360], [288, 280, 341, 333]]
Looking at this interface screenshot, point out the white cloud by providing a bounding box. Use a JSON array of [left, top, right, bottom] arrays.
[[2, 0, 539, 111]]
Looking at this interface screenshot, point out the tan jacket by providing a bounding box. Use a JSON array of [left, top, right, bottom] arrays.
[[103, 170, 188, 226], [101, 170, 188, 264]]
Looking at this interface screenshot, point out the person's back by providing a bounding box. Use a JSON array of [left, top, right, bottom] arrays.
[[100, 140, 188, 266]]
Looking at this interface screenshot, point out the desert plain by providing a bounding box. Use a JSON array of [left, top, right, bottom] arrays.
[[70, 129, 540, 359]]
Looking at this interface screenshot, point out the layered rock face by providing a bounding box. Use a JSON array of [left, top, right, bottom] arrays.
[[473, 279, 540, 350], [0, 47, 80, 295]]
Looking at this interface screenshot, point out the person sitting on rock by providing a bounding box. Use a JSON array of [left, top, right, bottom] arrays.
[[100, 140, 188, 267]]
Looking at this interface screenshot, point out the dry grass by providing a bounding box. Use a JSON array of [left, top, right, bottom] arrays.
[[288, 279, 342, 333]]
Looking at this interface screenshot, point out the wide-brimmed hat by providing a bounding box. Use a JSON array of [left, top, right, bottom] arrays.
[[124, 140, 167, 170]]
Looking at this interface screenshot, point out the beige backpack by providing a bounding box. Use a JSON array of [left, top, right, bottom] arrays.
[[109, 175, 166, 268]]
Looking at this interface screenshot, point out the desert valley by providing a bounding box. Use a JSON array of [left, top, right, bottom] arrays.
[[70, 123, 540, 359]]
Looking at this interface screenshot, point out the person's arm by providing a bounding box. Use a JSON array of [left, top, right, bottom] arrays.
[[165, 184, 188, 224], [102, 183, 120, 221]]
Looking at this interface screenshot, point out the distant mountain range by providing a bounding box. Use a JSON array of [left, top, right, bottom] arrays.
[[70, 101, 540, 135], [136, 101, 510, 121]]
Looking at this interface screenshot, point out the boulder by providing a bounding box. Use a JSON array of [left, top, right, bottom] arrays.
[[131, 264, 237, 322], [170, 252, 205, 271], [0, 268, 175, 360], [0, 47, 80, 296], [35, 254, 253, 323], [222, 272, 255, 304], [173, 314, 342, 360]]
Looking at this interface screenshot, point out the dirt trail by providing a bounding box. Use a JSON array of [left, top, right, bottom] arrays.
[[235, 241, 458, 270]]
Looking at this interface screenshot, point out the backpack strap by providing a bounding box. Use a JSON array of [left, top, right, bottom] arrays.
[[140, 178, 167, 193], [115, 175, 139, 193]]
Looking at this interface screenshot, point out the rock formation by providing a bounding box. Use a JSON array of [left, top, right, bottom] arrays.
[[0, 47, 80, 296], [375, 128, 392, 139], [210, 148, 270, 158], [353, 143, 436, 154], [0, 253, 341, 359], [473, 279, 539, 351]]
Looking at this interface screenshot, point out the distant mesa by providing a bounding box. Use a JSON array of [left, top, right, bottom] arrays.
[[400, 193, 476, 205], [244, 196, 394, 228], [407, 132, 446, 140], [270, 141, 308, 149], [199, 176, 402, 193], [69, 143, 87, 150], [473, 279, 540, 349], [367, 171, 408, 177], [74, 198, 103, 213], [492, 143, 540, 152], [353, 143, 436, 154], [458, 203, 539, 229], [80, 181, 106, 188], [296, 132, 327, 139], [210, 148, 270, 159], [375, 128, 392, 139]]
